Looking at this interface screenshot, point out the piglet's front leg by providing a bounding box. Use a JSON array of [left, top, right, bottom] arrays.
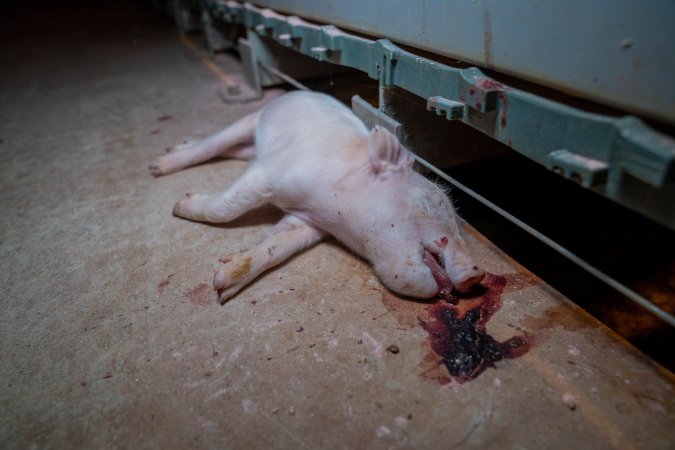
[[214, 215, 325, 302]]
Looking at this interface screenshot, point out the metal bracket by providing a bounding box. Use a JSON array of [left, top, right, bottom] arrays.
[[201, 9, 234, 52], [547, 150, 609, 188], [174, 0, 201, 33], [218, 36, 263, 103], [351, 95, 402, 139], [427, 97, 465, 121]]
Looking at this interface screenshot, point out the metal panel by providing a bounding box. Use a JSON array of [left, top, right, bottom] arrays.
[[198, 0, 675, 229], [246, 0, 675, 127]]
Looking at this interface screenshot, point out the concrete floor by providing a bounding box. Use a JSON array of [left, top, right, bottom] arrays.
[[1, 2, 674, 448]]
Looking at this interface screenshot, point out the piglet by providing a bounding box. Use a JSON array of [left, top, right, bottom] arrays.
[[150, 91, 484, 302]]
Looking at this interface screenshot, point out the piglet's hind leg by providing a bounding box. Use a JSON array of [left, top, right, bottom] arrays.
[[214, 215, 325, 302], [149, 110, 260, 176]]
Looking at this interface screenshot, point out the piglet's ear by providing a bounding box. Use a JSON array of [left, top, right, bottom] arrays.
[[367, 126, 415, 175]]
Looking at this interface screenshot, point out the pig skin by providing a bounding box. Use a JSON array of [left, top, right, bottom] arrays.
[[151, 91, 484, 302]]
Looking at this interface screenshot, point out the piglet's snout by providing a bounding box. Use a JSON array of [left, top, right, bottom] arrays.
[[422, 250, 485, 296], [449, 264, 485, 294]]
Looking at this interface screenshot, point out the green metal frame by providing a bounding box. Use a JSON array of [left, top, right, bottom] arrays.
[[187, 0, 674, 229]]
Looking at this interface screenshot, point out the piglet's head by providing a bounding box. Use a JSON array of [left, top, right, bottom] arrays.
[[366, 127, 485, 299]]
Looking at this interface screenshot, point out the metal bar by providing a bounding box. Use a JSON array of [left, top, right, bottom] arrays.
[[258, 62, 311, 91], [414, 156, 675, 329]]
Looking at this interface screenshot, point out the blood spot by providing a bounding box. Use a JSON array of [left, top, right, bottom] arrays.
[[499, 92, 509, 128], [184, 283, 212, 306], [157, 273, 174, 294], [419, 273, 531, 383], [476, 78, 504, 90]]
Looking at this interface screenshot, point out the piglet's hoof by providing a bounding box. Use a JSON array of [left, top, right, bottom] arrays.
[[149, 159, 168, 177], [172, 193, 206, 219], [213, 254, 252, 303]]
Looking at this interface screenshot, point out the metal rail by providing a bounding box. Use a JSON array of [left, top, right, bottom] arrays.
[[197, 0, 675, 229]]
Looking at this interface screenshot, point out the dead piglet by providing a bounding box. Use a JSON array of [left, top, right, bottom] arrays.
[[152, 91, 484, 302]]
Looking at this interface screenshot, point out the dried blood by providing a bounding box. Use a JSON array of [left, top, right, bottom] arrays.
[[476, 78, 504, 90], [420, 273, 530, 383]]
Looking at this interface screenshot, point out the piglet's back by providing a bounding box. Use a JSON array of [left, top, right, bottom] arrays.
[[255, 91, 369, 162]]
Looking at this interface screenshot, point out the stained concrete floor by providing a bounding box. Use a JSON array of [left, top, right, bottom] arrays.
[[1, 2, 674, 448]]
